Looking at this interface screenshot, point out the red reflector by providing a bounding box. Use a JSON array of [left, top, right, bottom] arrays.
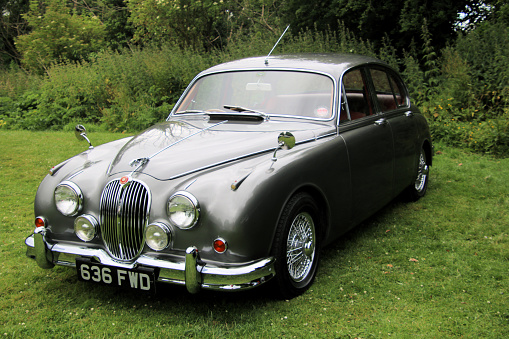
[[213, 239, 227, 253], [35, 217, 46, 228]]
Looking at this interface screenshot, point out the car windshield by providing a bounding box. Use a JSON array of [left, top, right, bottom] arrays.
[[174, 71, 334, 120]]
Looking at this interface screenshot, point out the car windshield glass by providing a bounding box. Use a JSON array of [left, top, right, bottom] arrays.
[[174, 71, 334, 119]]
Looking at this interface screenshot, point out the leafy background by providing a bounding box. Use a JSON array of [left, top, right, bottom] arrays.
[[1, 0, 508, 155]]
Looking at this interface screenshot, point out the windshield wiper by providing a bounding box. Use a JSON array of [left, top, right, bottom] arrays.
[[223, 105, 269, 121]]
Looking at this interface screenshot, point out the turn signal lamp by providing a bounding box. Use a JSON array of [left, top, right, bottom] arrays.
[[35, 216, 46, 228], [213, 238, 228, 254]]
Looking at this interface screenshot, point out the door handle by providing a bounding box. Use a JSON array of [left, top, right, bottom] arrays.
[[375, 118, 387, 126], [405, 111, 413, 117]]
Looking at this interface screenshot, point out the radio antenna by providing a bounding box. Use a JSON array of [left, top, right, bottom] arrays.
[[265, 25, 290, 65]]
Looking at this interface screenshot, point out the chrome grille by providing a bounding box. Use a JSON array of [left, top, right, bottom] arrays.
[[100, 179, 150, 261]]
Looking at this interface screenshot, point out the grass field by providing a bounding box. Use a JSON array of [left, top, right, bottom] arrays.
[[1, 130, 508, 338]]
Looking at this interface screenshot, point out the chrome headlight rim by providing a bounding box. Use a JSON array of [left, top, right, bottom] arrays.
[[74, 214, 98, 242], [145, 222, 173, 251], [167, 191, 200, 230], [54, 181, 83, 217]]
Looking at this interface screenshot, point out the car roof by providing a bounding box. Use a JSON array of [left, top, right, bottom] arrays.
[[200, 54, 390, 79]]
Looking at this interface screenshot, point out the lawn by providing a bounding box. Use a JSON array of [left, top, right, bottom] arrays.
[[0, 130, 507, 338]]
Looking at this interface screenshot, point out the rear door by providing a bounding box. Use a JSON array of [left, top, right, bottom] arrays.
[[369, 67, 418, 195]]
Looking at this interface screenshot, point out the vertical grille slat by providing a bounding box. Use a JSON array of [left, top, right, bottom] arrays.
[[100, 179, 150, 261]]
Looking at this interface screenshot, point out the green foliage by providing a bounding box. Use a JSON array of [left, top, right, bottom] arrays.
[[127, 0, 232, 50], [1, 11, 509, 156], [420, 20, 509, 156], [0, 44, 214, 131], [15, 0, 107, 72]]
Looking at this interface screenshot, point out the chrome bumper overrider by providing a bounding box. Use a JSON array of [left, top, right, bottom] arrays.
[[25, 228, 275, 293]]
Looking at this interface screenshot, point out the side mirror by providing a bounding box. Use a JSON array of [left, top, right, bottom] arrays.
[[277, 131, 295, 150], [74, 124, 93, 149], [272, 131, 295, 162]]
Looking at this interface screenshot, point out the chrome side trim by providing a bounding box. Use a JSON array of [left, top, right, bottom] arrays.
[[167, 132, 336, 180]]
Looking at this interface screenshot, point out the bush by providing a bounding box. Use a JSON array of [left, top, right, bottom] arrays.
[[1, 23, 508, 156], [15, 0, 107, 73], [1, 44, 214, 131]]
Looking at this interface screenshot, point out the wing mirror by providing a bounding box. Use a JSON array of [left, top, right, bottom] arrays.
[[272, 132, 295, 162], [74, 124, 93, 149]]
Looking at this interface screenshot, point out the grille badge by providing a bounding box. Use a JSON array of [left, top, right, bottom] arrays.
[[119, 175, 130, 186]]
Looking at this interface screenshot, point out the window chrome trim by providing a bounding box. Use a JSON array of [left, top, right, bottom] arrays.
[[169, 68, 338, 123]]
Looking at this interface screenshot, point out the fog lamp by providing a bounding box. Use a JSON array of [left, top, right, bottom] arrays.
[[74, 215, 98, 242], [145, 223, 172, 251]]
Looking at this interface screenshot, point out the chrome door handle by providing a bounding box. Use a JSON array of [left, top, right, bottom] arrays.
[[375, 118, 387, 126], [405, 111, 413, 117]]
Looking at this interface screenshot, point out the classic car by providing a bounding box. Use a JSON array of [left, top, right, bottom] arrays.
[[25, 54, 432, 298]]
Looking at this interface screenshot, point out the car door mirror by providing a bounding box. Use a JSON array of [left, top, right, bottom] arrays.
[[278, 131, 295, 150], [74, 124, 93, 149]]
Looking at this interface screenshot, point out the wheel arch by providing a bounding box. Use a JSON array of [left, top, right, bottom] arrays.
[[422, 139, 433, 167], [276, 184, 331, 250]]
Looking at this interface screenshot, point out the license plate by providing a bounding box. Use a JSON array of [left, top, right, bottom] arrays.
[[76, 259, 155, 292]]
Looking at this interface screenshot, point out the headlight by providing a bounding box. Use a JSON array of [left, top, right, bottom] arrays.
[[74, 215, 98, 242], [145, 223, 172, 251], [167, 191, 200, 229], [54, 181, 83, 216]]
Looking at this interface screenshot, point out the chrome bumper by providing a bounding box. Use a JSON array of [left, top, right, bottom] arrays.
[[25, 229, 275, 294]]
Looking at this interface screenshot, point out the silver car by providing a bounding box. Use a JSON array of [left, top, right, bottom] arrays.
[[25, 54, 432, 298]]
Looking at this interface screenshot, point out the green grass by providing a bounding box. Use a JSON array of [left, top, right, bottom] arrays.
[[1, 131, 508, 338]]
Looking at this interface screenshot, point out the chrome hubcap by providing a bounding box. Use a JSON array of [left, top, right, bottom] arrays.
[[286, 212, 316, 282], [414, 150, 429, 192]]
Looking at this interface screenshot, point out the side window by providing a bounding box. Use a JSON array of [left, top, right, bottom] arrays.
[[340, 68, 373, 121], [370, 68, 408, 112]]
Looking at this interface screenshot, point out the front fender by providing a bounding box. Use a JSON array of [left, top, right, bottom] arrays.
[[180, 134, 351, 263]]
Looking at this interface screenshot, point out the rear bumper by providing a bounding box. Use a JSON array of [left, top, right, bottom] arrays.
[[25, 228, 275, 293]]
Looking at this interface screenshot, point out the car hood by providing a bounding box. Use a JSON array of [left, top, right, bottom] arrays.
[[108, 118, 335, 180]]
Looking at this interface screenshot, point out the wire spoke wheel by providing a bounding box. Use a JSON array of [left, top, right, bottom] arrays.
[[286, 212, 316, 282], [414, 149, 429, 193], [272, 193, 321, 298]]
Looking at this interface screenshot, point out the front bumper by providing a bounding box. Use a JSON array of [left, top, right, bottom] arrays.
[[25, 228, 275, 293]]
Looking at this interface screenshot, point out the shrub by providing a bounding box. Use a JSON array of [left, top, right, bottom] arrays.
[[15, 0, 107, 73]]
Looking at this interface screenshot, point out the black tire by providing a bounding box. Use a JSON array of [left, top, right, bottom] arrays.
[[272, 192, 321, 299], [406, 147, 430, 201]]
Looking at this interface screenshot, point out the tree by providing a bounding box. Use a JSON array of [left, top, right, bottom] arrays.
[[281, 0, 473, 56], [126, 0, 231, 50], [0, 0, 30, 66], [126, 0, 284, 50], [15, 0, 106, 72]]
